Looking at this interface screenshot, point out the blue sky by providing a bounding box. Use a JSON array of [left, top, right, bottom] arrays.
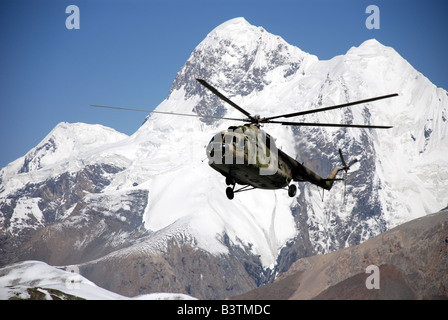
[[1, 0, 447, 169]]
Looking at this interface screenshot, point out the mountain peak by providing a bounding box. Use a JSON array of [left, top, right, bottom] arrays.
[[0, 122, 127, 183], [209, 17, 264, 37], [346, 38, 394, 58], [212, 17, 252, 32], [167, 17, 311, 114], [360, 38, 382, 47], [203, 17, 265, 50]]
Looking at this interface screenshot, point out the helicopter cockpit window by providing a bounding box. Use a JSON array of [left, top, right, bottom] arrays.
[[265, 135, 271, 149], [209, 133, 225, 145]]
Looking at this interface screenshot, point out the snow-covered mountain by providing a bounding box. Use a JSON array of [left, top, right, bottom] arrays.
[[1, 17, 447, 299]]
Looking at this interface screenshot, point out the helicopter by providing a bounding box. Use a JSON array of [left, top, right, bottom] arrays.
[[92, 78, 398, 200]]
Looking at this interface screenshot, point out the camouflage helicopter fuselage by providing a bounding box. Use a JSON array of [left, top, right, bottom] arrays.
[[206, 124, 341, 197]]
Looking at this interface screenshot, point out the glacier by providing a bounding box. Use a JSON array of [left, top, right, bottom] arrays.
[[1, 17, 447, 298]]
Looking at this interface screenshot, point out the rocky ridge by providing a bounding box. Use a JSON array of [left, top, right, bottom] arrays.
[[233, 209, 448, 300]]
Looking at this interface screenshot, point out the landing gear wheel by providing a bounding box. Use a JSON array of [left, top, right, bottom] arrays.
[[225, 176, 234, 186], [226, 187, 234, 200], [288, 184, 297, 197]]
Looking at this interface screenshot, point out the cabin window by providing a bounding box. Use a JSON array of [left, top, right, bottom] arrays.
[[209, 133, 225, 144]]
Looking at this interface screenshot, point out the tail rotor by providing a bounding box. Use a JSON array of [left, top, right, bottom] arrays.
[[338, 148, 358, 196]]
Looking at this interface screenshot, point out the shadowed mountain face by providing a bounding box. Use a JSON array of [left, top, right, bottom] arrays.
[[232, 210, 448, 300], [313, 265, 417, 300]]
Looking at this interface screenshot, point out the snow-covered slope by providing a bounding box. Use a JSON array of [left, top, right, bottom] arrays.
[[1, 17, 447, 299], [0, 260, 195, 300]]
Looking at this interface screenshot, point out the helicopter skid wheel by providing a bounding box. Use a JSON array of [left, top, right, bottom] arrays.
[[288, 184, 297, 197], [225, 176, 235, 186], [226, 187, 235, 200]]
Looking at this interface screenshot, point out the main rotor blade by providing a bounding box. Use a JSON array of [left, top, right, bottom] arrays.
[[196, 78, 255, 121], [264, 93, 399, 121], [90, 105, 248, 122], [268, 120, 393, 129]]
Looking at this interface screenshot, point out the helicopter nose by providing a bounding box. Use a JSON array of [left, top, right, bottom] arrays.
[[206, 140, 215, 157]]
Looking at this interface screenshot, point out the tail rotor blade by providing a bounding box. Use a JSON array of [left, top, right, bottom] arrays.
[[337, 149, 359, 199], [338, 148, 347, 169], [347, 158, 358, 168]]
